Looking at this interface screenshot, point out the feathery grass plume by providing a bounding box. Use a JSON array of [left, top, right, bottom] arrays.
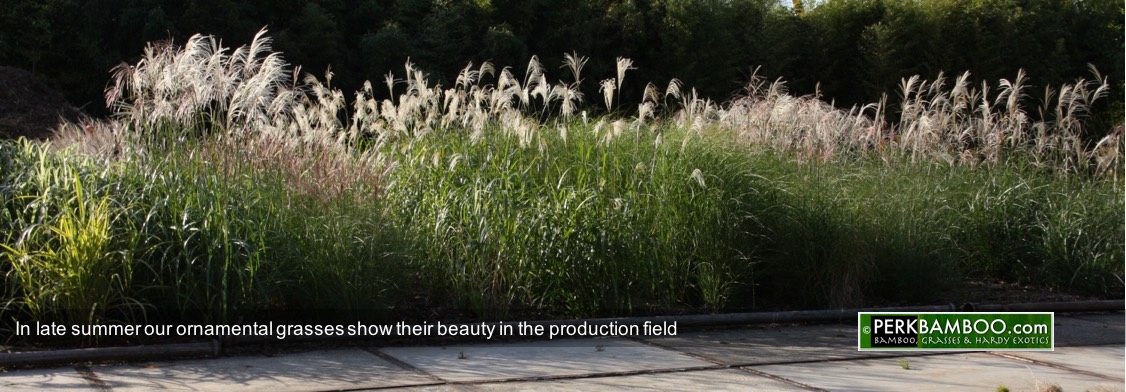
[[634, 82, 661, 127], [384, 71, 398, 100], [1091, 125, 1123, 183], [665, 78, 684, 107], [729, 75, 835, 159], [996, 69, 1029, 146], [488, 67, 521, 116], [678, 88, 702, 128], [551, 82, 584, 120], [689, 168, 706, 188], [350, 80, 382, 140], [521, 56, 547, 110], [615, 57, 635, 93], [598, 119, 625, 146], [562, 52, 588, 86], [717, 66, 1113, 175], [600, 78, 616, 112], [106, 28, 295, 146], [637, 101, 655, 127], [51, 120, 123, 159], [1049, 70, 1109, 173], [642, 82, 660, 106], [455, 62, 479, 90], [524, 55, 544, 87]]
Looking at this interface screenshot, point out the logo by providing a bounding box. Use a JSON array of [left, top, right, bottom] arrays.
[[858, 312, 1054, 351], [869, 315, 919, 348]]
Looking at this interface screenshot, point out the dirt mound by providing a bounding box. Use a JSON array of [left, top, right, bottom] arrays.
[[0, 66, 85, 140]]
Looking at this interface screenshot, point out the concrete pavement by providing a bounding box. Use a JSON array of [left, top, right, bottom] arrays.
[[3, 312, 1123, 391]]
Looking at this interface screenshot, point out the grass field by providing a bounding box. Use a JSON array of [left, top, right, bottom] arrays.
[[2, 32, 1121, 340]]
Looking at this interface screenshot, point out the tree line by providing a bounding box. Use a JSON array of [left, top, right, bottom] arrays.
[[1, 0, 1121, 131]]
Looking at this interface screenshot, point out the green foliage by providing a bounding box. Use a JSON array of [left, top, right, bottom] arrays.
[[383, 123, 764, 317], [0, 138, 405, 330], [0, 143, 141, 327]]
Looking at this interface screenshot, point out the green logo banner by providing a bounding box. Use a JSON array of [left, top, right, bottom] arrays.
[[858, 312, 1054, 351]]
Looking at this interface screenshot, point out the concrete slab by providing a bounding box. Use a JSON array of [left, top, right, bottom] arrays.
[[379, 369, 808, 391], [382, 385, 467, 392], [465, 369, 807, 391], [752, 352, 1122, 391], [378, 338, 715, 383], [641, 324, 898, 365], [1056, 316, 1125, 346], [0, 366, 93, 391], [996, 345, 1125, 381], [92, 348, 436, 391]]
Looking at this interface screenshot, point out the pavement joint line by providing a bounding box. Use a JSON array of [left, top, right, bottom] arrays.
[[327, 366, 742, 391], [738, 367, 828, 392], [362, 347, 448, 383], [328, 381, 452, 392], [74, 364, 112, 392], [637, 336, 953, 391], [1058, 342, 1126, 348], [439, 364, 726, 386], [367, 338, 766, 387], [634, 335, 965, 368], [726, 353, 965, 391], [987, 351, 1126, 382], [726, 351, 963, 368], [625, 336, 730, 366]]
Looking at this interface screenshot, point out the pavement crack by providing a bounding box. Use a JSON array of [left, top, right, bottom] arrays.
[[739, 367, 828, 392], [625, 336, 729, 366], [363, 347, 446, 382], [725, 351, 961, 368], [74, 364, 112, 392], [444, 365, 726, 385], [988, 351, 1124, 382]]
